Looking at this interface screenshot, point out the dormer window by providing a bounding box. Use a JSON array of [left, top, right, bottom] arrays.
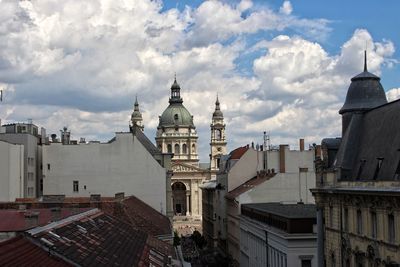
[[174, 114, 179, 120], [373, 157, 384, 180]]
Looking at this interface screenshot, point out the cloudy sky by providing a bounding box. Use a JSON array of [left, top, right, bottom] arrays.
[[0, 0, 399, 162]]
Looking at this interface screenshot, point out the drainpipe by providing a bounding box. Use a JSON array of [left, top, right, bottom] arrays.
[[317, 205, 324, 267], [265, 230, 269, 267]]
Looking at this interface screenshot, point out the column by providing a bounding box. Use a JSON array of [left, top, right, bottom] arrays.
[[186, 190, 190, 216]]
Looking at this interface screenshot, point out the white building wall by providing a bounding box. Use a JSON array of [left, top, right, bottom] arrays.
[[239, 171, 316, 205], [0, 141, 24, 201], [43, 133, 167, 214], [240, 216, 317, 267], [228, 149, 263, 191]]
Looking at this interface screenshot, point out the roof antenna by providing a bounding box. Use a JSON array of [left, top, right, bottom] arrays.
[[174, 72, 177, 82], [364, 41, 368, 72]]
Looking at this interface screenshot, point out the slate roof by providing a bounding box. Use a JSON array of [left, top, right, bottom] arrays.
[[27, 209, 173, 267], [131, 125, 161, 156], [339, 53, 387, 114], [335, 99, 400, 181], [0, 236, 71, 267], [242, 203, 316, 219]]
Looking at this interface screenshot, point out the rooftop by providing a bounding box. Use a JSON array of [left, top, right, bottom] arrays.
[[0, 208, 92, 232], [226, 173, 276, 200], [0, 236, 71, 267], [242, 202, 316, 219]]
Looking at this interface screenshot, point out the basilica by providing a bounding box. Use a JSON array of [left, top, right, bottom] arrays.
[[131, 78, 227, 220]]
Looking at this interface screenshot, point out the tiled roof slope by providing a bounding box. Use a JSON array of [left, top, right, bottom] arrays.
[[9, 196, 172, 238], [229, 146, 248, 160], [0, 236, 71, 267], [0, 208, 91, 232], [29, 210, 173, 267]]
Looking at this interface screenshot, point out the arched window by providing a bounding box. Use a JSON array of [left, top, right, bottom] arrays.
[[192, 144, 196, 154], [167, 144, 172, 153], [175, 144, 180, 154], [216, 129, 221, 140], [182, 144, 187, 154]]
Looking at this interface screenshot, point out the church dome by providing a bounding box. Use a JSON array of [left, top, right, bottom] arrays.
[[159, 104, 194, 127], [339, 52, 387, 114], [158, 78, 195, 128]]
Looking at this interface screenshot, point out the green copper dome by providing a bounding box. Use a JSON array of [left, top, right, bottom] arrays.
[[158, 78, 195, 128]]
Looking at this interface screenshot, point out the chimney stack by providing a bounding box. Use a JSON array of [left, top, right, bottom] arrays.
[[299, 139, 304, 151], [25, 211, 40, 228], [279, 145, 288, 173]]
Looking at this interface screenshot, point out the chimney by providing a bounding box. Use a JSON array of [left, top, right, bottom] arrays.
[[315, 145, 322, 158], [279, 145, 288, 173], [50, 207, 61, 222], [299, 139, 304, 151], [25, 211, 40, 228], [115, 192, 125, 200]]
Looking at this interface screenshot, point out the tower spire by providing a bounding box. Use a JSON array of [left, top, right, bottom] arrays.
[[364, 50, 368, 72], [130, 96, 144, 131], [134, 94, 139, 111]]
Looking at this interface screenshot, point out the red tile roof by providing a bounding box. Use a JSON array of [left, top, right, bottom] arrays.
[[0, 208, 92, 232], [30, 210, 174, 266], [225, 173, 276, 200], [5, 195, 172, 239], [229, 146, 248, 160], [0, 236, 71, 267]]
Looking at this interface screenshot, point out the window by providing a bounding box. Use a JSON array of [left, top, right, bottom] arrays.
[[174, 114, 179, 120], [167, 144, 172, 153], [371, 211, 377, 238], [357, 209, 363, 234], [174, 144, 180, 154], [182, 144, 187, 154], [343, 208, 349, 232], [388, 214, 395, 243], [28, 172, 34, 181], [301, 259, 311, 267], [73, 181, 79, 192], [216, 158, 221, 169], [47, 164, 51, 170], [216, 129, 221, 140], [27, 187, 34, 197], [329, 206, 333, 227]]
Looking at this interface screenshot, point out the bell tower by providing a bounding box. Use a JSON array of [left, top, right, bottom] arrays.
[[130, 96, 144, 132], [210, 96, 227, 176]]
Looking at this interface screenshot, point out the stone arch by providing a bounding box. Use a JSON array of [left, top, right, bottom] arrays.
[[172, 182, 187, 215]]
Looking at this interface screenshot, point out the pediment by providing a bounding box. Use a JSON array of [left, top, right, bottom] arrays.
[[172, 162, 206, 173]]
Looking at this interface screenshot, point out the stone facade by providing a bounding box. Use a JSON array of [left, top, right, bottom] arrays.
[[156, 79, 226, 220], [311, 55, 400, 267]]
